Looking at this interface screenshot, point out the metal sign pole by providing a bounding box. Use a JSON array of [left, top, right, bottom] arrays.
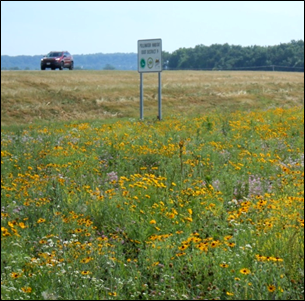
[[140, 72, 144, 120], [158, 72, 162, 120]]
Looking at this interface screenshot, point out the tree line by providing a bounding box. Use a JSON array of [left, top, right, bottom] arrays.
[[1, 40, 303, 71], [162, 40, 304, 72]]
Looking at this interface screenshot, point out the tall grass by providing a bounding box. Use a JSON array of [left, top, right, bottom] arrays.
[[1, 106, 304, 300]]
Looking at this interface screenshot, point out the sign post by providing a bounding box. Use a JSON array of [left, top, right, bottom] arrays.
[[138, 38, 162, 120]]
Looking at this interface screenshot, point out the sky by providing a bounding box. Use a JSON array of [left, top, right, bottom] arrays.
[[1, 1, 304, 56]]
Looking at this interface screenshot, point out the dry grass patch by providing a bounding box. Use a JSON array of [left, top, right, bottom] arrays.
[[1, 70, 303, 125]]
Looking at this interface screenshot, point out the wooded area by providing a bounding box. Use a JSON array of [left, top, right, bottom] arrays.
[[163, 40, 304, 71]]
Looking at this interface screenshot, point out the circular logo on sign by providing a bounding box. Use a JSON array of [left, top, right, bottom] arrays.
[[140, 59, 146, 68], [147, 57, 154, 69]]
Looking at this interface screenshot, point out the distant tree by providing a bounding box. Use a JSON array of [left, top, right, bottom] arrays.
[[103, 64, 116, 70]]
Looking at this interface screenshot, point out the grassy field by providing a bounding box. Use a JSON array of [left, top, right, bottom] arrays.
[[1, 70, 304, 300], [1, 70, 304, 126]]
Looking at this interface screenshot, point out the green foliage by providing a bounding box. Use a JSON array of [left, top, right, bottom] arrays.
[[168, 40, 304, 71]]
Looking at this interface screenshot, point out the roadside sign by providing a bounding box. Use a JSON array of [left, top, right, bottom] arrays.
[[138, 38, 163, 120], [138, 39, 162, 73]]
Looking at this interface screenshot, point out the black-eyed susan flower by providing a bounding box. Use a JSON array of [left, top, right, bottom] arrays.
[[37, 218, 46, 223], [80, 257, 93, 263], [210, 240, 220, 248], [178, 244, 189, 251], [10, 272, 22, 279], [108, 292, 117, 296], [21, 287, 32, 293], [167, 213, 175, 219], [8, 221, 15, 228], [240, 268, 251, 275], [255, 254, 267, 261], [224, 235, 233, 241], [1, 227, 11, 237], [18, 222, 27, 229], [220, 263, 229, 268], [267, 284, 276, 292], [272, 256, 283, 262]]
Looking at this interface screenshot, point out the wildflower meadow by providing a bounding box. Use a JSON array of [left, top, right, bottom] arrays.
[[1, 107, 304, 300]]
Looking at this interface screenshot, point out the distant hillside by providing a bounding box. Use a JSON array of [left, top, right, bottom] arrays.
[[1, 53, 137, 70]]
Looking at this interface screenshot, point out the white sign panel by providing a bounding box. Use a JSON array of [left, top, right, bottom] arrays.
[[138, 39, 162, 73]]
